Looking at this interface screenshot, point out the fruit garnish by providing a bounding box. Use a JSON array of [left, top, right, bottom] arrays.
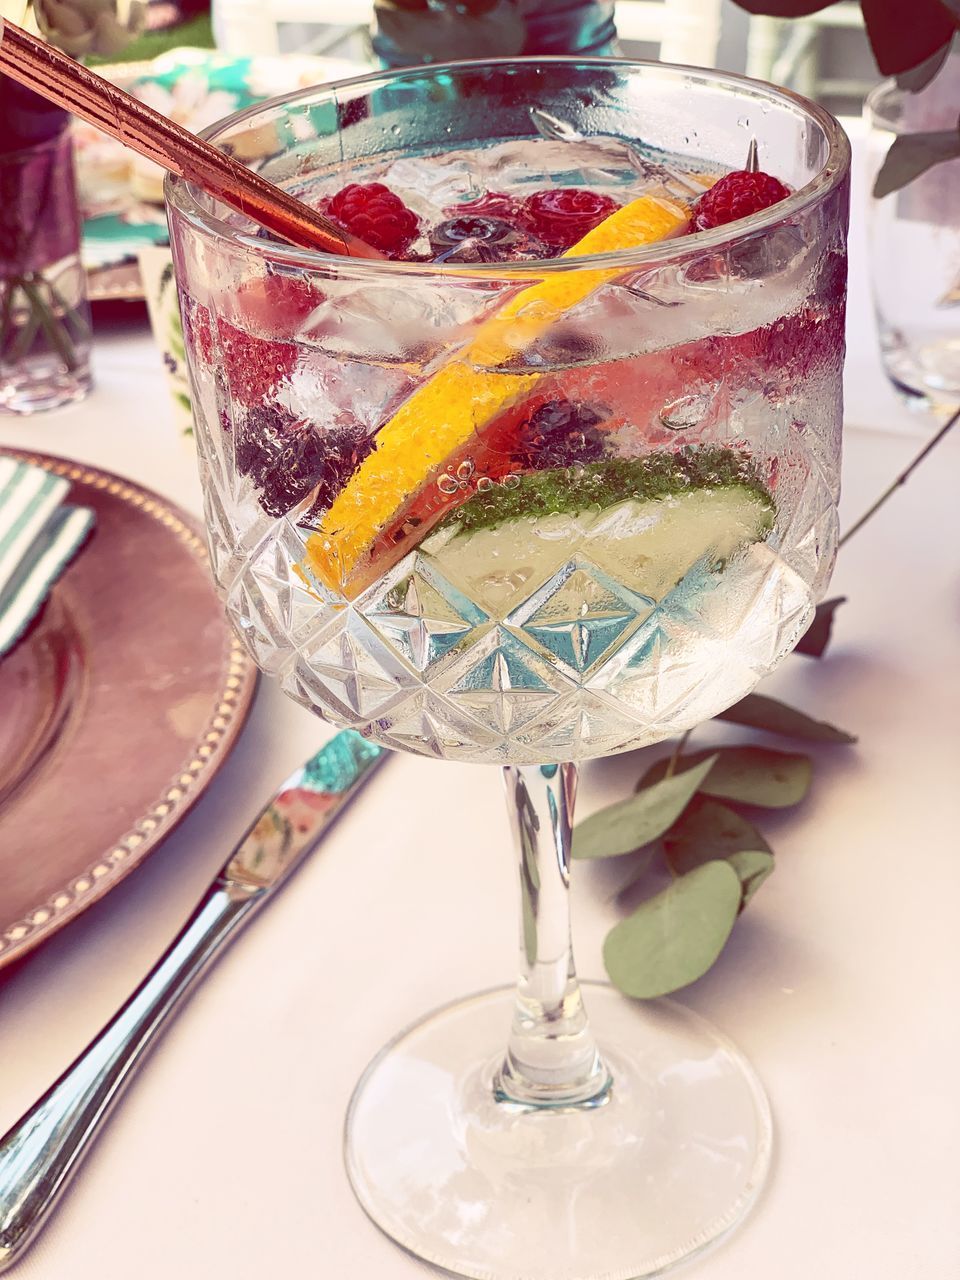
[[322, 182, 420, 258], [187, 273, 325, 407], [237, 405, 373, 519], [513, 399, 608, 469], [301, 195, 689, 595], [421, 447, 775, 614], [519, 188, 621, 251], [219, 322, 298, 408], [693, 170, 790, 231]]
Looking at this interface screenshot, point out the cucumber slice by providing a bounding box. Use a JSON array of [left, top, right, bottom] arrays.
[[422, 474, 775, 616]]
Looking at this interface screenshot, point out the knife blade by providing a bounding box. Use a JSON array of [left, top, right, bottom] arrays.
[[0, 729, 388, 1273]]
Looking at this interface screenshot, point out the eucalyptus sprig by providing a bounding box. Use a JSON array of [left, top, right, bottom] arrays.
[[575, 398, 960, 998], [573, 694, 856, 998]]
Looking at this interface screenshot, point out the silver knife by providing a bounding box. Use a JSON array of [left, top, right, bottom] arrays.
[[0, 729, 387, 1273]]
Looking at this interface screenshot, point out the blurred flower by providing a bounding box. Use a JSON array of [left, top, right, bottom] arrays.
[[2, 0, 146, 57]]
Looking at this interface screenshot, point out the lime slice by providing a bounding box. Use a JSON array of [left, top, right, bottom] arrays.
[[303, 195, 689, 594], [425, 486, 775, 615]]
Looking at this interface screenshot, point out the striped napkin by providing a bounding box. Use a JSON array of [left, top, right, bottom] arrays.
[[0, 458, 95, 659]]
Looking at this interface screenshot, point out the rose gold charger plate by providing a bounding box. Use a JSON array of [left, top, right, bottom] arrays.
[[0, 451, 258, 971]]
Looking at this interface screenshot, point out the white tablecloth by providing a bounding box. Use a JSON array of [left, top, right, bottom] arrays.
[[1, 125, 959, 1279]]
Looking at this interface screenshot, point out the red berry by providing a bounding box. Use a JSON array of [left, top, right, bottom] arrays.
[[693, 170, 790, 231], [323, 182, 420, 258], [188, 302, 214, 365], [235, 274, 323, 335], [187, 275, 327, 407], [221, 324, 299, 406], [518, 188, 620, 251]]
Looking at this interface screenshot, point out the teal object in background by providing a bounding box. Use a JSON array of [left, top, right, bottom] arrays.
[[304, 731, 386, 795]]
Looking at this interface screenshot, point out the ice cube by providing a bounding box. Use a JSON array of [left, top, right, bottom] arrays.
[[278, 350, 417, 432], [384, 154, 482, 223]]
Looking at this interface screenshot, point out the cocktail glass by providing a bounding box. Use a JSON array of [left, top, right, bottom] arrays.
[[166, 58, 849, 1280]]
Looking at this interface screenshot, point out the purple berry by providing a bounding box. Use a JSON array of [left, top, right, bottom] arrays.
[[236, 405, 374, 519], [514, 400, 608, 469]]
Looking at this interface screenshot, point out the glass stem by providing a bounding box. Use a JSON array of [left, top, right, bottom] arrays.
[[494, 762, 611, 1109]]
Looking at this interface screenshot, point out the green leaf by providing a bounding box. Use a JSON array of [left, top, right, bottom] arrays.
[[873, 126, 960, 199], [665, 798, 771, 866], [572, 755, 717, 860], [795, 595, 845, 657], [640, 747, 812, 809], [716, 693, 856, 743], [664, 799, 774, 909], [521, 867, 537, 968], [728, 850, 775, 906], [603, 861, 742, 998]]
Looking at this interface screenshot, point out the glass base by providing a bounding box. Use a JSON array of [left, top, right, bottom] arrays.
[[0, 352, 92, 416], [345, 982, 772, 1280], [879, 326, 960, 411]]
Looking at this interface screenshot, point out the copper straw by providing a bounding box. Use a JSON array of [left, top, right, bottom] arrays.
[[0, 17, 382, 259]]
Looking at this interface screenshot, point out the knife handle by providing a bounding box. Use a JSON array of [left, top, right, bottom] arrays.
[[0, 882, 257, 1273]]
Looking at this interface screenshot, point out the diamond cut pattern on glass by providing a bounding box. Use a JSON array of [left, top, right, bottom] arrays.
[[373, 691, 503, 761], [435, 627, 575, 735], [515, 690, 653, 759], [364, 554, 488, 672], [508, 559, 653, 675], [297, 614, 418, 718]]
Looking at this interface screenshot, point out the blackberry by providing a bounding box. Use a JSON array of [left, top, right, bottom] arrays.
[[236, 406, 374, 519], [514, 400, 608, 470], [301, 422, 376, 524]]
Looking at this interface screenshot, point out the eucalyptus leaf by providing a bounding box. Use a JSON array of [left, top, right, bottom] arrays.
[[640, 747, 812, 809], [728, 849, 775, 906], [716, 693, 856, 743], [873, 127, 960, 199], [795, 595, 845, 657], [603, 861, 742, 998], [572, 755, 717, 860], [521, 870, 537, 968], [664, 799, 774, 909], [665, 798, 772, 867]]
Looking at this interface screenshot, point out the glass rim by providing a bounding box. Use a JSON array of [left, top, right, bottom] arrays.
[[863, 77, 902, 128], [164, 54, 851, 281]]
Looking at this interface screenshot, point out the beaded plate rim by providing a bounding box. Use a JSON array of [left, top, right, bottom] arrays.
[[0, 451, 258, 969]]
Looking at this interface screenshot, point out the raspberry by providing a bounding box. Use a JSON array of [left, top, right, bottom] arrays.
[[237, 405, 375, 519], [187, 302, 214, 365], [323, 182, 420, 258], [514, 400, 608, 469], [187, 301, 300, 407], [693, 170, 790, 231], [518, 188, 620, 252], [443, 191, 519, 221], [235, 273, 323, 336], [222, 324, 299, 407]]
